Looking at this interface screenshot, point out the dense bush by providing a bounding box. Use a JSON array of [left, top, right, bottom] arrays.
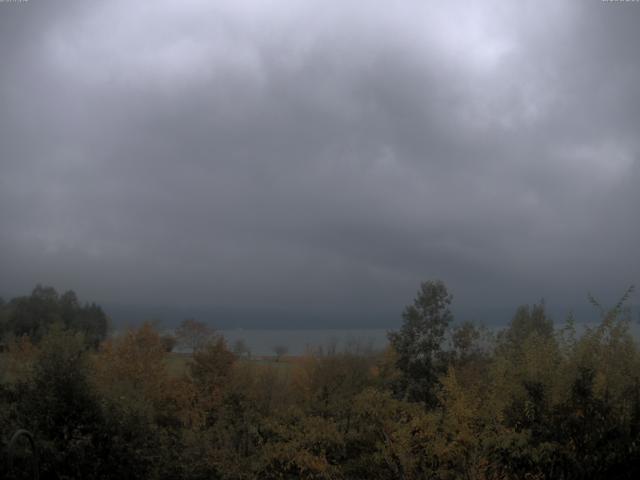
[[1, 282, 639, 479]]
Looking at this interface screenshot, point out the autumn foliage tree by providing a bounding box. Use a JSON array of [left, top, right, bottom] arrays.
[[175, 318, 215, 352], [2, 282, 640, 479]]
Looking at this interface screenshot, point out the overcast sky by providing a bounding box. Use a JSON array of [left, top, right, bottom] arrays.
[[1, 1, 639, 326]]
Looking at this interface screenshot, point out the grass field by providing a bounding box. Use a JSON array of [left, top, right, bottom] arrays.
[[0, 350, 301, 383], [164, 352, 300, 377]]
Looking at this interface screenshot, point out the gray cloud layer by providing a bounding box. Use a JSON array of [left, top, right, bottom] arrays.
[[1, 1, 639, 325]]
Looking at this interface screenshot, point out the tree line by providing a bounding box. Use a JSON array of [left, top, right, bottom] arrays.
[[1, 281, 640, 479], [0, 285, 108, 348]]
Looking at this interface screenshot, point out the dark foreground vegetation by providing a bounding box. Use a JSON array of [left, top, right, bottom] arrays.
[[1, 282, 639, 479]]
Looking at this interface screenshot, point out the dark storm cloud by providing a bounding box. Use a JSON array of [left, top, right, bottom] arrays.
[[1, 0, 639, 325]]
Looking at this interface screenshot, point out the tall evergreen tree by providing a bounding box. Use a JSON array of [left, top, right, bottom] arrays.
[[388, 280, 453, 407]]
